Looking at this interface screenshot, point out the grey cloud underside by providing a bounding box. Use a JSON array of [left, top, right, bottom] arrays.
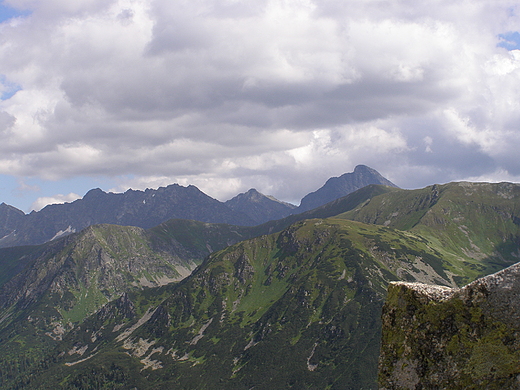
[[1, 0, 520, 205]]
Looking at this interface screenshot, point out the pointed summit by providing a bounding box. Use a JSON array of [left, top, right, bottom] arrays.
[[0, 202, 25, 216], [225, 188, 296, 225], [297, 165, 398, 212], [0, 203, 25, 246]]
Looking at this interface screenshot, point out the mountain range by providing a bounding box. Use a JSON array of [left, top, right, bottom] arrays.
[[1, 175, 519, 389], [0, 165, 396, 248]]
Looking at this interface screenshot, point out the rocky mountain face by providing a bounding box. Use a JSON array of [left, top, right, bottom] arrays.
[[379, 262, 520, 389], [0, 202, 25, 243], [0, 184, 256, 248], [10, 218, 461, 389], [0, 166, 394, 249], [296, 165, 399, 212], [0, 219, 253, 388], [225, 188, 296, 224]]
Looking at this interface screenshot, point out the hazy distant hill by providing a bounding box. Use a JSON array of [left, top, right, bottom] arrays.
[[295, 164, 398, 212]]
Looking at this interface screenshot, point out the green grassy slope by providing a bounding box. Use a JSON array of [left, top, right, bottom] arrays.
[[24, 218, 477, 389], [0, 221, 250, 389], [338, 182, 520, 284]]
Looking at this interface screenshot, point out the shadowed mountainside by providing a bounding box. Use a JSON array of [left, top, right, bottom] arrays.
[[0, 184, 256, 248], [0, 165, 397, 249]]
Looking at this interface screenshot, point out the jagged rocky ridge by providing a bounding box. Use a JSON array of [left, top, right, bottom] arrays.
[[379, 261, 520, 389], [0, 165, 395, 248], [0, 184, 257, 248]]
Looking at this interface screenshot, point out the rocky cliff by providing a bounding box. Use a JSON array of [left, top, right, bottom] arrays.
[[379, 262, 520, 389]]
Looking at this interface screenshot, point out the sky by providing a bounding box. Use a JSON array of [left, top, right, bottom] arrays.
[[1, 0, 520, 212]]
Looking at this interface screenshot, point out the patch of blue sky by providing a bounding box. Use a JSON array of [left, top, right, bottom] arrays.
[[0, 175, 114, 213], [498, 31, 520, 51], [0, 5, 28, 100], [0, 2, 30, 23], [0, 75, 21, 100]]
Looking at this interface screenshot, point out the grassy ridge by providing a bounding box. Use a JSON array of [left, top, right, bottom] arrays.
[[29, 218, 465, 389], [339, 182, 520, 284]]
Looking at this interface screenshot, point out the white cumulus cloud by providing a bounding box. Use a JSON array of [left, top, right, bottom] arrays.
[[31, 192, 81, 211], [0, 0, 520, 208]]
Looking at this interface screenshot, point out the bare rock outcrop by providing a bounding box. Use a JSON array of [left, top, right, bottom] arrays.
[[379, 262, 520, 389]]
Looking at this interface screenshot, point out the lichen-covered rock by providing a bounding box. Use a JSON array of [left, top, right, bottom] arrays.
[[379, 262, 520, 389]]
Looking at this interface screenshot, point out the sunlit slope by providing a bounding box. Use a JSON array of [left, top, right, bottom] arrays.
[[338, 182, 520, 284]]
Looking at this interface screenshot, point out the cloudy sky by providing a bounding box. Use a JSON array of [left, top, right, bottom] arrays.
[[1, 0, 520, 212]]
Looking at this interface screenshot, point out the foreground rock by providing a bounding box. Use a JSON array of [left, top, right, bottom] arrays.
[[379, 262, 520, 389]]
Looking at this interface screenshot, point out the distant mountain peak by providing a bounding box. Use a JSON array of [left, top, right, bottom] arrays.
[[297, 165, 398, 212], [83, 187, 105, 199], [0, 183, 256, 248], [0, 166, 395, 248], [242, 188, 262, 198], [225, 188, 296, 225], [237, 188, 288, 204], [0, 202, 24, 216], [353, 164, 376, 173]]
